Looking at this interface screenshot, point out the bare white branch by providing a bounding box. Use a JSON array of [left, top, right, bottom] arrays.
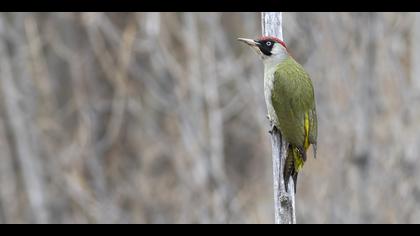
[[261, 12, 296, 224]]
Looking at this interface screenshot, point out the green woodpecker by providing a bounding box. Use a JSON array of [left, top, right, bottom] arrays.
[[238, 36, 318, 192]]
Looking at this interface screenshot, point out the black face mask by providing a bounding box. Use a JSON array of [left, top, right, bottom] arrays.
[[257, 39, 275, 56]]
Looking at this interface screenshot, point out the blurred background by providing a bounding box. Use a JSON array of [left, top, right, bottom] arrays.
[[0, 12, 419, 224]]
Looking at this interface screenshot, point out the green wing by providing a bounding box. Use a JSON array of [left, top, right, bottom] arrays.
[[271, 57, 317, 158]]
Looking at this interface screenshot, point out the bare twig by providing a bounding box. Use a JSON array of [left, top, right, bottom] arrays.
[[0, 25, 49, 223]]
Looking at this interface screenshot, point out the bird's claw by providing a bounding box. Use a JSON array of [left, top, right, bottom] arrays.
[[268, 120, 276, 134]]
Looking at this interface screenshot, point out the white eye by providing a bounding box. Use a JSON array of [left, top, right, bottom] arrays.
[[266, 41, 272, 46]]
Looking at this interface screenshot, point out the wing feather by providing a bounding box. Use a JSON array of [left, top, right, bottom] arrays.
[[271, 57, 317, 157]]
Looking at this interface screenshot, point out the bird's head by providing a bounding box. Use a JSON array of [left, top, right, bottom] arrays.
[[238, 36, 288, 62]]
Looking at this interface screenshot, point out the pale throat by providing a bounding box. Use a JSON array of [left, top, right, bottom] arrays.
[[264, 50, 288, 68]]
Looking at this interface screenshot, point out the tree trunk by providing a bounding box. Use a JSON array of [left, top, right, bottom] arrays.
[[261, 12, 296, 224]]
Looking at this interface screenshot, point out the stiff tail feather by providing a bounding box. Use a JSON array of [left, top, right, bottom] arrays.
[[284, 145, 305, 193], [283, 145, 297, 193]]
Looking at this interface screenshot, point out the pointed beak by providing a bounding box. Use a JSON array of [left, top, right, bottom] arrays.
[[237, 38, 259, 47]]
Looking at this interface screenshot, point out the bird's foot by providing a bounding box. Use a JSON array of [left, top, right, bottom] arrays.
[[268, 120, 276, 134]]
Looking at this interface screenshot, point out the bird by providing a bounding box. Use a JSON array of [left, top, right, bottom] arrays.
[[238, 36, 318, 193]]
